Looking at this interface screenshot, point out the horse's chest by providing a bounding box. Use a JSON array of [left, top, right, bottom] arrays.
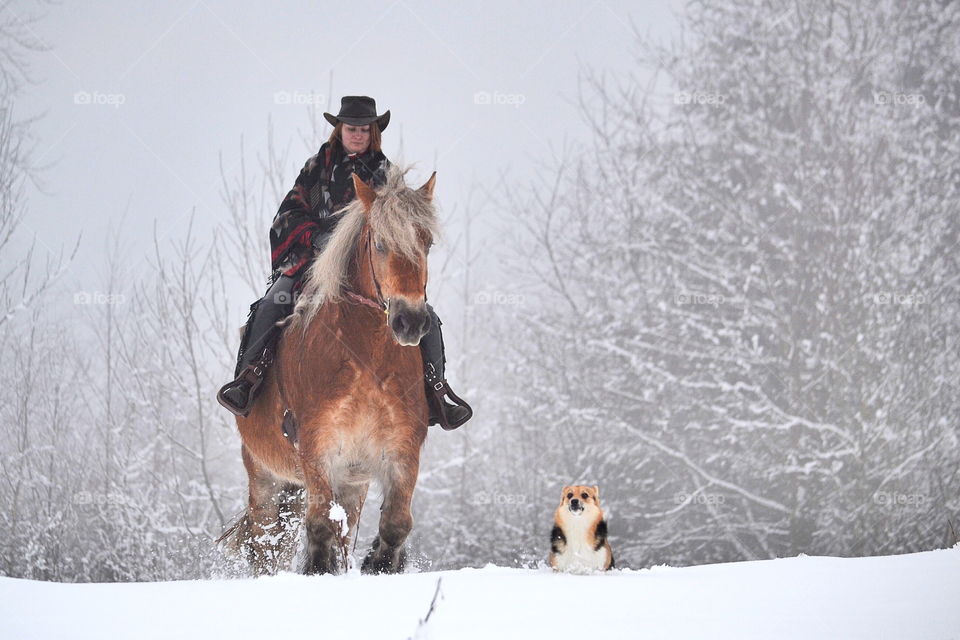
[[325, 367, 422, 437]]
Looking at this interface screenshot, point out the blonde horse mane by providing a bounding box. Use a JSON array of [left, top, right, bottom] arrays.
[[290, 164, 439, 327]]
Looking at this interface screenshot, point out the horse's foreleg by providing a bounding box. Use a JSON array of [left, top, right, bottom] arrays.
[[334, 481, 369, 544], [302, 460, 341, 575], [240, 446, 289, 576], [274, 483, 304, 570], [362, 453, 419, 574]]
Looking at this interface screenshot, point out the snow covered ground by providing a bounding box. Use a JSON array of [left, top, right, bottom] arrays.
[[2, 548, 959, 639]]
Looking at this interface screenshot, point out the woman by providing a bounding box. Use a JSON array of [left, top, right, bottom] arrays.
[[217, 96, 472, 429]]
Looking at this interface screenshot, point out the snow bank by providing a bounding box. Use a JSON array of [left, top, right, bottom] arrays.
[[2, 548, 958, 639]]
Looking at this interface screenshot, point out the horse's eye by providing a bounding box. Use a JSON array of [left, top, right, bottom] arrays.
[[374, 238, 386, 253], [581, 492, 588, 500]]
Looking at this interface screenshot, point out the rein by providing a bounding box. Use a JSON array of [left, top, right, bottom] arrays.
[[277, 226, 383, 446], [345, 227, 388, 314]]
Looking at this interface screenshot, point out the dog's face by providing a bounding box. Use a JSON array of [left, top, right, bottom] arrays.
[[559, 485, 601, 516]]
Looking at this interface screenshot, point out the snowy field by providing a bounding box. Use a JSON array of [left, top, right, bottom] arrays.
[[2, 547, 958, 640]]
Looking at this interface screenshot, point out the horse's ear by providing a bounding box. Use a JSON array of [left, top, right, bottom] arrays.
[[352, 173, 377, 211], [418, 171, 437, 201]]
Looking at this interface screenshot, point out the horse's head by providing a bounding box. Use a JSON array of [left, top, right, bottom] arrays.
[[292, 166, 441, 344], [352, 170, 437, 346]]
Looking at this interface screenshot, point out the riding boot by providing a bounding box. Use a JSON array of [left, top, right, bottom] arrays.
[[420, 303, 473, 430], [217, 275, 297, 417]]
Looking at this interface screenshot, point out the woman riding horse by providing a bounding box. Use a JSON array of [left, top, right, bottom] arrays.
[[217, 96, 471, 429]]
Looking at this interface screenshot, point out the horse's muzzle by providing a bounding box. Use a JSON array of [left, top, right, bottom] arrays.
[[388, 299, 430, 346]]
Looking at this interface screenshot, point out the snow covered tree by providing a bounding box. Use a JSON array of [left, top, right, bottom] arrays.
[[495, 0, 960, 567]]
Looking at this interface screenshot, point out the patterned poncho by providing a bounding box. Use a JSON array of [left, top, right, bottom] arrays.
[[270, 142, 389, 276]]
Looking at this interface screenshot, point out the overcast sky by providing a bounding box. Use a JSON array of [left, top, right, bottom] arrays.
[[14, 0, 681, 307]]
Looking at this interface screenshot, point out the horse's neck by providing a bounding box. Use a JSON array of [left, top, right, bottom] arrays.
[[329, 232, 404, 353]]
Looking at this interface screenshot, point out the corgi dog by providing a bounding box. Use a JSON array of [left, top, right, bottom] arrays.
[[549, 484, 614, 573]]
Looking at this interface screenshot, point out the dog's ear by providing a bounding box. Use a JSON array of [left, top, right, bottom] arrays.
[[593, 485, 600, 502]]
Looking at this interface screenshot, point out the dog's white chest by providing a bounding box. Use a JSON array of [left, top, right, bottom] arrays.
[[555, 541, 608, 572], [555, 518, 609, 572]]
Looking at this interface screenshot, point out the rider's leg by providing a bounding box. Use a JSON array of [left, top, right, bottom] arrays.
[[420, 303, 472, 429], [217, 274, 296, 416]]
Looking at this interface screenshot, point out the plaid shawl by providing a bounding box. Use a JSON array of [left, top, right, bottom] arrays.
[[269, 142, 389, 276]]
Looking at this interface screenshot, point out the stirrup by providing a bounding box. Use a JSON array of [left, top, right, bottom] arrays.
[[216, 348, 274, 417], [424, 363, 473, 430]]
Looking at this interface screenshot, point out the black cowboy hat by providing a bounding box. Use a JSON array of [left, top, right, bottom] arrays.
[[323, 96, 390, 132]]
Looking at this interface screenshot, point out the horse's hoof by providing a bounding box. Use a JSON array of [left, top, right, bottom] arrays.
[[361, 545, 406, 574], [305, 560, 339, 575], [304, 546, 341, 575]]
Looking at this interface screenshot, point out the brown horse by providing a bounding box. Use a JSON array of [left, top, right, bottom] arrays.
[[220, 166, 440, 575]]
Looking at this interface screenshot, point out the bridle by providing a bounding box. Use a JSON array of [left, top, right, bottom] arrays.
[[345, 226, 388, 314]]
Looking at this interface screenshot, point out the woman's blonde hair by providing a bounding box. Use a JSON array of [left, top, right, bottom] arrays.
[[328, 121, 382, 154]]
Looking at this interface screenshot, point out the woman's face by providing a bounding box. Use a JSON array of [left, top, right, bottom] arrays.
[[341, 123, 371, 154]]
